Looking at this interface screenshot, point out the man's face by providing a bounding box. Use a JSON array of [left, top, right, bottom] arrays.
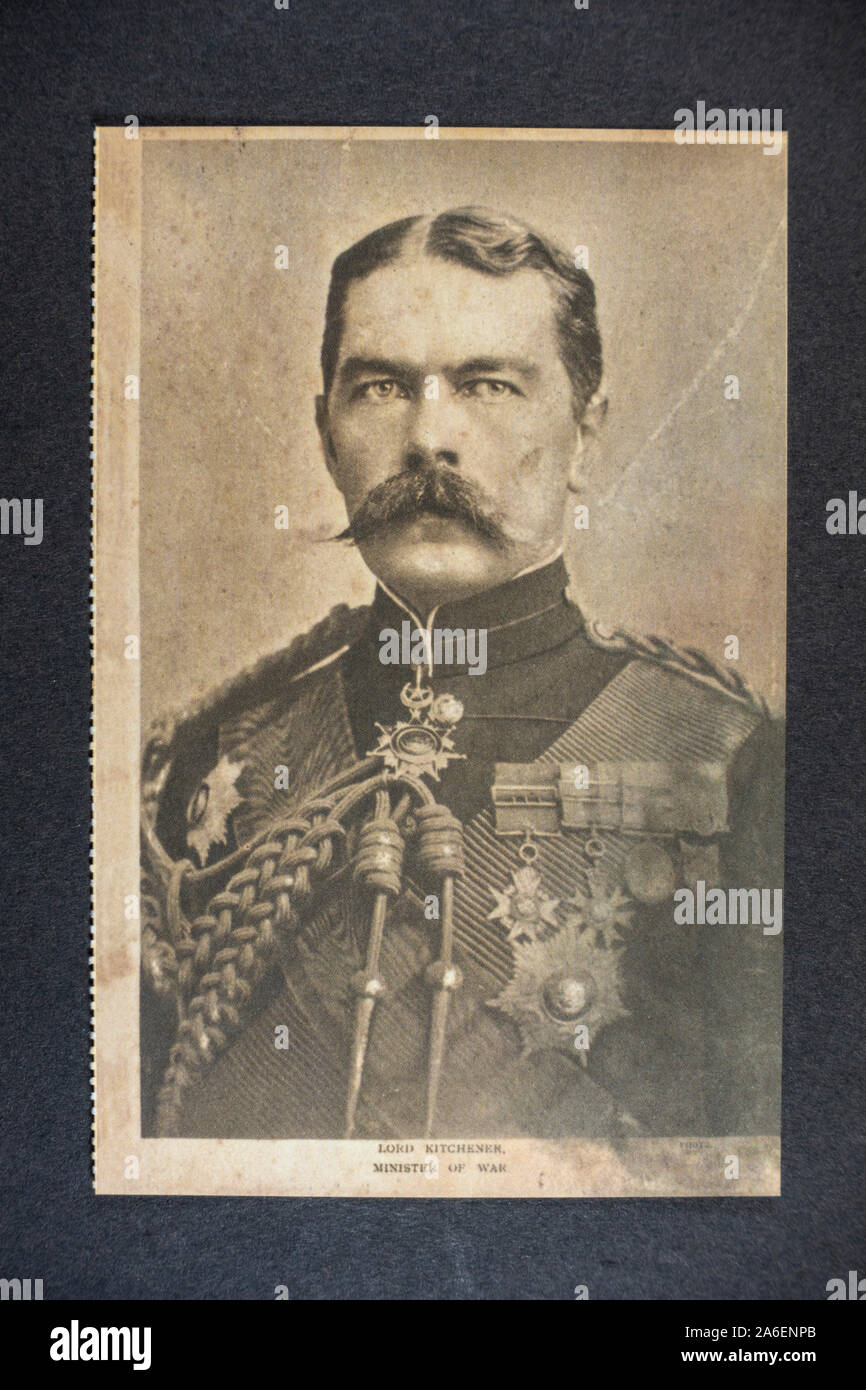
[[317, 255, 585, 611]]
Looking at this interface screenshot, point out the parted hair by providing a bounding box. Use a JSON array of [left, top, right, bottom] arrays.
[[320, 207, 603, 418]]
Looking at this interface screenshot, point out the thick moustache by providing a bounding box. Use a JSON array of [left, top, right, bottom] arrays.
[[335, 468, 509, 545]]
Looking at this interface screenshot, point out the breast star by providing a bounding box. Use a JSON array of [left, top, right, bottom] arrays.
[[186, 753, 244, 866]]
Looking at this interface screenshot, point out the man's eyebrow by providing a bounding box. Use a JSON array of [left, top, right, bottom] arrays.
[[336, 354, 541, 385], [448, 356, 539, 379], [338, 356, 419, 382]]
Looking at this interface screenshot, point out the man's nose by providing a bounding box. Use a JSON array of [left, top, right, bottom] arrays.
[[404, 393, 461, 469]]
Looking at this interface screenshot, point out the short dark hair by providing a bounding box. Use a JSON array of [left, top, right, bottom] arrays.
[[320, 207, 603, 417]]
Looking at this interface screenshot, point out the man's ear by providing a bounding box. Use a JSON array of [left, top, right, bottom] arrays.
[[567, 389, 608, 493], [315, 394, 339, 483]]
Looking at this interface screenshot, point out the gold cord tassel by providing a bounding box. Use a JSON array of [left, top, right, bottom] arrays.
[[414, 803, 465, 1137], [343, 795, 465, 1138], [424, 875, 462, 1137], [344, 795, 404, 1138], [344, 892, 388, 1139]]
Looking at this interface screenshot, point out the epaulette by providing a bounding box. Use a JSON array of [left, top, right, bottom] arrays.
[[584, 620, 770, 721], [141, 602, 371, 819]]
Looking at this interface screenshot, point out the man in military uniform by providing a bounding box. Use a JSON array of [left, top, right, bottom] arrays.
[[140, 208, 783, 1141]]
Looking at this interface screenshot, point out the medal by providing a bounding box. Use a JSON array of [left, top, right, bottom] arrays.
[[368, 667, 465, 782], [486, 833, 630, 1065], [565, 848, 634, 946], [623, 839, 677, 904], [487, 834, 560, 943]]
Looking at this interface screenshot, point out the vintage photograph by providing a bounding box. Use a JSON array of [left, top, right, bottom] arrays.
[[93, 127, 785, 1196]]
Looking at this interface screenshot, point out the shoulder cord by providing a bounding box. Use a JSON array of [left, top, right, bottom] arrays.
[[584, 619, 770, 720]]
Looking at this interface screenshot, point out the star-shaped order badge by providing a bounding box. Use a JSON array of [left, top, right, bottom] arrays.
[[185, 754, 245, 866], [487, 924, 629, 1065], [487, 871, 631, 1065], [565, 880, 634, 948], [369, 682, 465, 782], [487, 864, 560, 943]]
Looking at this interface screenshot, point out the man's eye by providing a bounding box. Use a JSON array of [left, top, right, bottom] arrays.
[[357, 379, 409, 401], [459, 378, 519, 399]]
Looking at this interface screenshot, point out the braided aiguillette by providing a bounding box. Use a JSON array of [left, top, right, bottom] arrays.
[[153, 769, 388, 1136], [150, 668, 471, 1138]]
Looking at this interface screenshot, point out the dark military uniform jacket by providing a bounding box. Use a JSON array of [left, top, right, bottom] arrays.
[[141, 557, 783, 1140]]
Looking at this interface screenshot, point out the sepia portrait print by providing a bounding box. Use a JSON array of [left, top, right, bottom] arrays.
[[93, 127, 785, 1195]]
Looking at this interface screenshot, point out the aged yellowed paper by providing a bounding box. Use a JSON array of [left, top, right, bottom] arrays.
[[93, 125, 785, 1196]]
